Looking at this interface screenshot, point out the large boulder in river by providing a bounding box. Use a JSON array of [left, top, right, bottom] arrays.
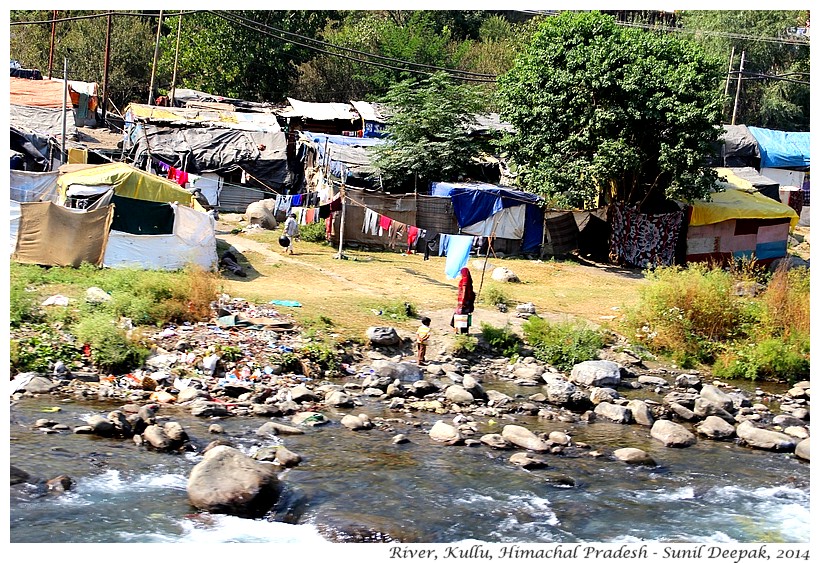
[[794, 438, 810, 462], [445, 385, 474, 405], [366, 327, 401, 347], [593, 402, 632, 424], [613, 447, 656, 466], [187, 445, 282, 517], [699, 384, 735, 412], [544, 379, 588, 409], [570, 361, 620, 388], [627, 400, 655, 427], [429, 421, 462, 445], [736, 421, 797, 452], [650, 420, 697, 448], [501, 425, 550, 452], [370, 360, 422, 383], [694, 416, 736, 440]]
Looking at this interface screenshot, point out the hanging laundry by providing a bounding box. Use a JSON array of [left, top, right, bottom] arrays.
[[438, 234, 451, 256], [168, 167, 189, 187], [444, 235, 475, 279], [329, 195, 343, 213], [319, 203, 331, 219], [378, 215, 393, 236], [305, 208, 315, 224], [406, 225, 420, 251], [292, 193, 304, 207], [362, 208, 379, 235], [388, 221, 406, 249]]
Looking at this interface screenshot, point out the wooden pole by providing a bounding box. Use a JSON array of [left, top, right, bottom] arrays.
[[48, 10, 57, 80], [731, 50, 746, 126], [101, 12, 112, 124], [61, 57, 68, 164], [724, 46, 735, 97], [148, 10, 164, 105], [169, 13, 183, 106], [335, 181, 347, 260]]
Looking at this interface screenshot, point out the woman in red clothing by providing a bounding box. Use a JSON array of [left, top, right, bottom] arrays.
[[452, 267, 475, 333]]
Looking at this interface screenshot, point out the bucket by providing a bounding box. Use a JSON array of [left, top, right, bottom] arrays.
[[454, 314, 471, 333]]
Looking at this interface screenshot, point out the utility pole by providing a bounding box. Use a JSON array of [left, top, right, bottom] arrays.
[[148, 10, 164, 105], [169, 13, 183, 107], [102, 12, 112, 124], [731, 50, 746, 126], [61, 57, 68, 164], [723, 47, 735, 96], [48, 10, 57, 79]]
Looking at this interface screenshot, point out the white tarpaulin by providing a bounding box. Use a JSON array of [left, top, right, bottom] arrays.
[[190, 172, 223, 206], [460, 204, 526, 239], [103, 204, 217, 270], [10, 201, 21, 254], [10, 170, 60, 202], [65, 184, 113, 198]]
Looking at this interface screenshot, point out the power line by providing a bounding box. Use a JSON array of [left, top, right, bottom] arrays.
[[211, 11, 498, 84], [212, 10, 497, 80]]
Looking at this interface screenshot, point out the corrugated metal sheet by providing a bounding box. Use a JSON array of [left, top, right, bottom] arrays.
[[218, 185, 267, 213], [416, 195, 460, 234]]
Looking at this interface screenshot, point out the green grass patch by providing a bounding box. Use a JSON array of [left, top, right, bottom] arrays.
[[480, 322, 522, 358], [71, 313, 151, 374], [451, 334, 479, 357], [522, 316, 604, 371]]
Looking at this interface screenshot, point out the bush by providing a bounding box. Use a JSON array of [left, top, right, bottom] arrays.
[[11, 327, 82, 374], [621, 265, 745, 366], [299, 221, 329, 243], [481, 286, 510, 307], [10, 285, 43, 327], [480, 322, 521, 358], [714, 334, 809, 384], [451, 334, 479, 357], [378, 300, 417, 321], [300, 341, 340, 373], [522, 316, 604, 371], [759, 265, 810, 338], [72, 314, 150, 373]]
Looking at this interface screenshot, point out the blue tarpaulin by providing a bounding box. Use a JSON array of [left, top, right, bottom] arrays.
[[431, 182, 544, 253], [747, 127, 810, 169]]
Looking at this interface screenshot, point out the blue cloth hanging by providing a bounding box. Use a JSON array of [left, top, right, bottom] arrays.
[[444, 235, 474, 279]]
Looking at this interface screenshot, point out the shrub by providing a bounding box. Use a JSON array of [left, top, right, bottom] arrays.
[[451, 334, 479, 357], [714, 334, 809, 384], [10, 285, 43, 327], [481, 286, 510, 307], [621, 264, 745, 366], [11, 327, 82, 374], [759, 264, 810, 338], [72, 313, 150, 373], [522, 316, 604, 371], [299, 221, 329, 243], [300, 341, 340, 373], [480, 322, 521, 358]]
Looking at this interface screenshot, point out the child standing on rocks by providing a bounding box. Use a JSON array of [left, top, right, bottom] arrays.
[[416, 317, 431, 366]]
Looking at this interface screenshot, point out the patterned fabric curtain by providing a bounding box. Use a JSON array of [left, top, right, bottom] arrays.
[[608, 203, 684, 268]]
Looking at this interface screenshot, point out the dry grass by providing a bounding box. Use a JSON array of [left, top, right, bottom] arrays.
[[216, 216, 647, 341]]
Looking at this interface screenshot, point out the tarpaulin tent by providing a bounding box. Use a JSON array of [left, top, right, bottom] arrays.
[[431, 182, 544, 254], [747, 127, 810, 169], [299, 131, 385, 183], [685, 182, 798, 265], [10, 163, 218, 270], [715, 167, 780, 201], [10, 170, 60, 202]]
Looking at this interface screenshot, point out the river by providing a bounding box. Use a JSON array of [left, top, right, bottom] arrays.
[[9, 377, 810, 546]]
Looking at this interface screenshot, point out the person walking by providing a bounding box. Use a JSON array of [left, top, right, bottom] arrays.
[[283, 212, 299, 255], [452, 267, 475, 334]]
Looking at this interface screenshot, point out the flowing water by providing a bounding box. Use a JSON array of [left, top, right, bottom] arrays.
[[9, 388, 810, 545]]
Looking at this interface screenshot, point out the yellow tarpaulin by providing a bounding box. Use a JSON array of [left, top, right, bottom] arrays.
[[689, 183, 799, 228], [56, 162, 194, 207]]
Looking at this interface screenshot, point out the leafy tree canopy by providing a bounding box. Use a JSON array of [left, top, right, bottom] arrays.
[[678, 10, 810, 130], [497, 11, 725, 209], [370, 72, 490, 192]]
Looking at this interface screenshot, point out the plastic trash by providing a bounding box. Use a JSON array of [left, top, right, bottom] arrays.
[[42, 295, 70, 307]]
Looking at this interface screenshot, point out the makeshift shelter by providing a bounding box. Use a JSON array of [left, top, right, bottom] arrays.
[[685, 182, 799, 265], [122, 102, 289, 212], [715, 167, 781, 201], [9, 76, 98, 127], [10, 169, 60, 202], [280, 98, 362, 135], [10, 163, 217, 270], [350, 100, 389, 138], [608, 202, 686, 268], [431, 182, 544, 255], [297, 131, 386, 188]]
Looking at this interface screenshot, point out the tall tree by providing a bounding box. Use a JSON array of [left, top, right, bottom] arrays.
[[371, 72, 489, 192], [497, 11, 725, 209], [679, 10, 810, 130], [156, 11, 338, 102]]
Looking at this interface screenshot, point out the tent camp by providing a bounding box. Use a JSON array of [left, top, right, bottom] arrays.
[[685, 182, 799, 265], [431, 182, 544, 255], [297, 131, 386, 188], [122, 102, 289, 212], [10, 163, 217, 270]]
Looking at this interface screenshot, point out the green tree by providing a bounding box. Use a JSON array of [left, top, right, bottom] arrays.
[[679, 10, 810, 130], [371, 72, 489, 192], [497, 11, 725, 209], [157, 11, 337, 102]]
